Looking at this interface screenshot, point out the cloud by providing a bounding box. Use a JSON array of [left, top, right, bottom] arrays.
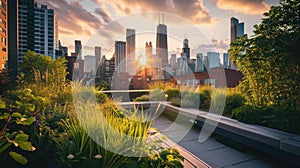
[[214, 0, 270, 15], [194, 38, 229, 53], [92, 0, 216, 24], [38, 0, 102, 36]]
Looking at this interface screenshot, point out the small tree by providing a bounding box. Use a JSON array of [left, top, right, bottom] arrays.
[[18, 50, 69, 102], [230, 0, 300, 111]]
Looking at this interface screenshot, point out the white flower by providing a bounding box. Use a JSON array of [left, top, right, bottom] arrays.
[[94, 154, 102, 159], [67, 154, 74, 159]]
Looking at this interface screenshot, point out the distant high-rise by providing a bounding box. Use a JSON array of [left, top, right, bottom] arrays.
[[18, 0, 34, 63], [0, 0, 8, 71], [182, 39, 190, 60], [115, 41, 126, 73], [207, 52, 220, 70], [223, 53, 229, 68], [75, 40, 82, 59], [196, 53, 204, 72], [18, 1, 58, 61], [126, 28, 135, 75], [230, 17, 244, 69], [156, 13, 168, 67], [170, 54, 177, 69], [230, 17, 244, 43]]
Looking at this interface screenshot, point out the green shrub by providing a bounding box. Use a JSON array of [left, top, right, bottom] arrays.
[[165, 89, 181, 101], [223, 94, 245, 116], [95, 92, 107, 104], [134, 95, 149, 102], [232, 105, 300, 135], [170, 97, 181, 107], [149, 89, 166, 101]]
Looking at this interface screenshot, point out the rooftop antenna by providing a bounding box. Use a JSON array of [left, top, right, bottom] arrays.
[[162, 9, 165, 24], [159, 12, 160, 24]]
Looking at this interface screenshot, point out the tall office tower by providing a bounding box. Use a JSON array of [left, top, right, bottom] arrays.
[[34, 5, 58, 59], [179, 54, 188, 76], [0, 0, 8, 71], [7, 0, 19, 80], [75, 40, 82, 59], [182, 39, 190, 60], [230, 17, 244, 69], [230, 17, 244, 43], [207, 52, 220, 70], [196, 53, 204, 72], [84, 55, 96, 77], [126, 28, 135, 76], [156, 13, 168, 68], [115, 41, 126, 73], [95, 46, 101, 77], [18, 0, 34, 63], [18, 1, 58, 61], [203, 55, 208, 71], [170, 54, 177, 69], [188, 59, 196, 72], [223, 53, 229, 68]]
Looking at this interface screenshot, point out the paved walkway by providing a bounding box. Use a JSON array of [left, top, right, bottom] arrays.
[[153, 114, 289, 168]]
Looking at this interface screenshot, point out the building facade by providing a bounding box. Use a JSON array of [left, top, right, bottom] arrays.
[[207, 52, 220, 70], [0, 0, 7, 71], [156, 23, 168, 68], [126, 28, 135, 76], [230, 17, 244, 69], [115, 41, 126, 73], [18, 1, 58, 62]]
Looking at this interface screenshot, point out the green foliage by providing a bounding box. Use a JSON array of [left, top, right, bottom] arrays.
[[149, 89, 167, 101], [0, 89, 44, 165], [96, 80, 111, 91], [165, 89, 181, 101], [232, 105, 300, 134], [95, 91, 108, 104], [229, 0, 300, 110], [55, 97, 184, 167], [134, 95, 150, 102], [223, 94, 245, 116]]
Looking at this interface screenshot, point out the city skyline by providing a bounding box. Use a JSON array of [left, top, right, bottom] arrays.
[[37, 0, 280, 58]]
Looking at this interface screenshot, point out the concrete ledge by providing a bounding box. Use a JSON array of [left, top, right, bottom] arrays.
[[118, 101, 300, 166]]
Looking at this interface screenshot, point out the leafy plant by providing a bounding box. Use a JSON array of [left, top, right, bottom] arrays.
[[0, 89, 47, 165]]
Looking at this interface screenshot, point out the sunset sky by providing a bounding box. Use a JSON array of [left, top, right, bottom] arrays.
[[38, 0, 280, 59]]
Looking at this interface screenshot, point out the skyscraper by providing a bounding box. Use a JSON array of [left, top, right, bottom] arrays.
[[75, 40, 82, 59], [230, 17, 244, 43], [0, 0, 8, 71], [126, 28, 135, 75], [115, 41, 126, 73], [223, 53, 229, 68], [230, 17, 244, 69], [18, 1, 58, 61], [207, 52, 220, 70], [196, 53, 204, 72], [156, 13, 168, 68], [182, 39, 190, 60], [18, 0, 34, 63]]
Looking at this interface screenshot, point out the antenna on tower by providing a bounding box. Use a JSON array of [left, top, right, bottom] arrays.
[[159, 12, 160, 24], [162, 9, 165, 24]]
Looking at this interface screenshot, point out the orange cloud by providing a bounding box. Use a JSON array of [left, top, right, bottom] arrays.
[[93, 0, 217, 24], [215, 0, 270, 15]]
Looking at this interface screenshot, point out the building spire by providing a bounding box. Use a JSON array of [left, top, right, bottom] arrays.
[[162, 10, 164, 24], [159, 12, 160, 24]]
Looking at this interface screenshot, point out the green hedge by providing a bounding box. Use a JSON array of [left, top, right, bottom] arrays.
[[232, 105, 300, 135]]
